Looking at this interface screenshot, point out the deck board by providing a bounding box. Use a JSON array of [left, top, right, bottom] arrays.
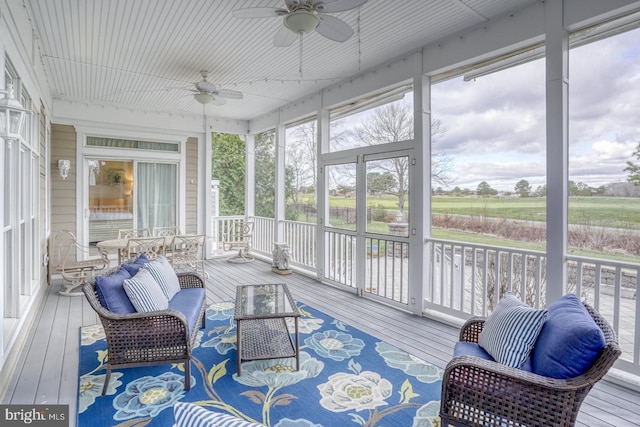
[[35, 294, 70, 403], [2, 257, 640, 427]]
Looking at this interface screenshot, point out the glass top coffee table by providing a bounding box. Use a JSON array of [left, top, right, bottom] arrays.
[[234, 283, 300, 376]]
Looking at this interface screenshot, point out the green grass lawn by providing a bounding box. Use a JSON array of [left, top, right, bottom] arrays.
[[299, 194, 640, 229], [292, 194, 640, 262]]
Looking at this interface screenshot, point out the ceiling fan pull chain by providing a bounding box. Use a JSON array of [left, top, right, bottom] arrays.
[[299, 34, 304, 78], [357, 8, 362, 72]]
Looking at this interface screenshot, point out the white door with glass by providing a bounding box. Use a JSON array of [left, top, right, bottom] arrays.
[[87, 159, 177, 244], [324, 151, 411, 309]]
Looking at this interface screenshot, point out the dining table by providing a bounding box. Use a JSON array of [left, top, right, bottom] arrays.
[[96, 236, 175, 264]]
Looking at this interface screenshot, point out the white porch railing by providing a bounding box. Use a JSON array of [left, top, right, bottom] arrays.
[[566, 254, 640, 376], [426, 238, 640, 376], [425, 238, 546, 318], [249, 216, 275, 256], [284, 220, 317, 269], [209, 220, 639, 376], [324, 229, 356, 287], [212, 216, 317, 271], [210, 215, 244, 254]]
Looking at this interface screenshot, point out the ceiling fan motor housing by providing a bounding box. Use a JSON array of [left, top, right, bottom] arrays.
[[284, 10, 320, 33], [194, 92, 214, 104]]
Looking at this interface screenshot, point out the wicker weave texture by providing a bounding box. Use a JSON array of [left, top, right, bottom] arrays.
[[440, 302, 621, 427], [239, 318, 296, 360]]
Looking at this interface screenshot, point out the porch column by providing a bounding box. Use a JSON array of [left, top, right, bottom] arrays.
[[210, 180, 219, 253], [316, 107, 329, 281], [202, 130, 213, 257], [411, 67, 431, 316], [274, 122, 286, 243], [245, 133, 255, 219], [545, 0, 569, 304]]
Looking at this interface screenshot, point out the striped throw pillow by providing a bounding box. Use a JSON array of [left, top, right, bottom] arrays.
[[123, 269, 169, 312], [174, 402, 264, 427], [478, 293, 547, 368], [142, 255, 181, 300]]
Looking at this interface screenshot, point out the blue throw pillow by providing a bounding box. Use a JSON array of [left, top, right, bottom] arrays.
[[532, 294, 606, 379], [121, 253, 150, 276], [94, 267, 135, 314], [478, 293, 547, 368]]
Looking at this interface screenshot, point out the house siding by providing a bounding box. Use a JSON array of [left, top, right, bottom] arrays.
[[185, 137, 198, 234], [50, 124, 77, 234]]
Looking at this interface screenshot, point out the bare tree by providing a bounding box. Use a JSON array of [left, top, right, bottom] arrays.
[[430, 117, 455, 188], [288, 121, 317, 201], [355, 103, 454, 214], [286, 119, 353, 207]]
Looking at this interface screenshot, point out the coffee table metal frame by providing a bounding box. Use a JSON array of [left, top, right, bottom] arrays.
[[234, 283, 300, 376]]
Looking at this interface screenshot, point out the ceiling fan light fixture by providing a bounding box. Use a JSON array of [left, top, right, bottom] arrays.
[[194, 92, 214, 104], [284, 10, 320, 34]]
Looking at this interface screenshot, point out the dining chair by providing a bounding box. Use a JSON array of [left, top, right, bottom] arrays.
[[117, 228, 151, 239], [122, 236, 166, 263], [153, 226, 182, 237], [152, 226, 182, 261], [171, 234, 207, 277]]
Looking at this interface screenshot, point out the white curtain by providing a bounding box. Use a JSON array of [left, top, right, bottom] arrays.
[[137, 163, 177, 230]]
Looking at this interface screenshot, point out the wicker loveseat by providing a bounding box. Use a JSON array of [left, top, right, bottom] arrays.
[[83, 264, 206, 396], [440, 296, 621, 427]]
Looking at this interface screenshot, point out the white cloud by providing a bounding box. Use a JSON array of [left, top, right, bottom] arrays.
[[431, 26, 640, 191]]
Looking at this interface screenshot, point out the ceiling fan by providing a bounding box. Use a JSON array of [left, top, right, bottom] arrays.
[[233, 0, 368, 47], [186, 71, 243, 105]]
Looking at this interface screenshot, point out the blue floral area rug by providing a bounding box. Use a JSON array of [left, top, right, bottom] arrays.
[[78, 302, 443, 426]]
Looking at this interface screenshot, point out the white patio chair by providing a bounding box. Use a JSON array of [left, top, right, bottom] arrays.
[[171, 234, 207, 277], [117, 228, 151, 239], [222, 221, 254, 263], [122, 236, 166, 263], [49, 230, 110, 296]]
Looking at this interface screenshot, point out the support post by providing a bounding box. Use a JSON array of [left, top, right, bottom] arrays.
[[545, 0, 569, 305]]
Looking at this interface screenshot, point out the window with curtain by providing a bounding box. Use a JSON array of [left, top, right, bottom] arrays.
[[137, 162, 177, 231], [87, 159, 177, 243]]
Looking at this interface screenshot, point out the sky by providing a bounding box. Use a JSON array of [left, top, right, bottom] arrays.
[[430, 26, 640, 192]]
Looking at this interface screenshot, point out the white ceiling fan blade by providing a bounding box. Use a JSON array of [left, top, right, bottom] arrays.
[[313, 0, 367, 13], [211, 97, 227, 106], [232, 7, 287, 19], [316, 15, 354, 42], [274, 26, 298, 47], [215, 89, 243, 100]]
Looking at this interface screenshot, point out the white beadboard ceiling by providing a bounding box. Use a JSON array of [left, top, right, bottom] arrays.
[[25, 0, 538, 121]]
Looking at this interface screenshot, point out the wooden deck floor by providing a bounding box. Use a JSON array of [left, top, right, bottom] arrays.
[[2, 258, 640, 427]]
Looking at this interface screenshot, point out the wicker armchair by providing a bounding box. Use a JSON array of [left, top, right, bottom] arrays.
[[83, 271, 206, 395], [440, 302, 621, 427]]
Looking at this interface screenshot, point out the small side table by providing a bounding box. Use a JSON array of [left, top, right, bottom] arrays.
[[234, 283, 300, 376]]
